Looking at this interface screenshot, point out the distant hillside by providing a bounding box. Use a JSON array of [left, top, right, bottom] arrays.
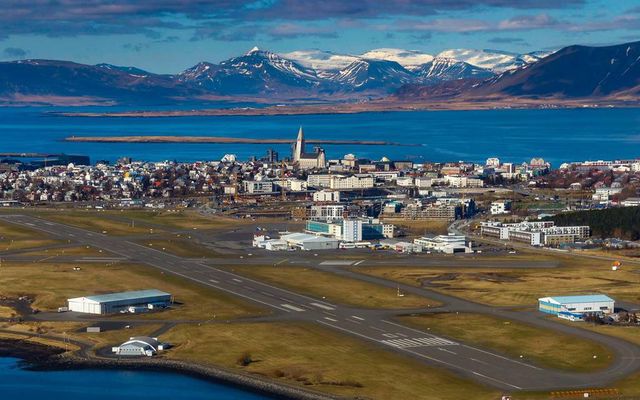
[[546, 207, 640, 240], [397, 41, 640, 101]]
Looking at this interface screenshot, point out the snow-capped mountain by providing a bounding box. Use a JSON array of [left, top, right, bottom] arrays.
[[414, 57, 494, 84], [359, 48, 434, 70], [280, 50, 359, 75], [435, 49, 544, 73], [178, 47, 322, 95], [330, 59, 415, 92]]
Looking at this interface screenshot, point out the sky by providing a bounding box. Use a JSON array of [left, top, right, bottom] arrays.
[[1, 0, 639, 74]]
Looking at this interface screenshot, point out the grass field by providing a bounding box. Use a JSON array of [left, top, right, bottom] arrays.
[[402, 313, 613, 372], [17, 245, 108, 258], [0, 220, 59, 251], [107, 210, 248, 230], [357, 253, 640, 307], [140, 238, 226, 258], [226, 264, 441, 309], [34, 210, 156, 236], [555, 318, 640, 347], [0, 306, 15, 318], [0, 261, 263, 320], [163, 322, 498, 400]]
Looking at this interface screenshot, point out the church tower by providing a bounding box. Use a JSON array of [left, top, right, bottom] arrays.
[[292, 126, 305, 162]]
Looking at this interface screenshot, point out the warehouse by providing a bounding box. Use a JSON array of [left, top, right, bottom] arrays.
[[67, 289, 172, 314], [538, 294, 614, 321], [280, 232, 340, 250]]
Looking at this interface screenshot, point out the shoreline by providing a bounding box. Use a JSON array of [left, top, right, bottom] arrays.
[[64, 135, 410, 146], [53, 99, 640, 118], [0, 338, 337, 400]]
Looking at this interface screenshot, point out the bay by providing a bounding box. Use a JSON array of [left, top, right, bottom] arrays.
[[0, 357, 273, 400], [1, 107, 639, 166]]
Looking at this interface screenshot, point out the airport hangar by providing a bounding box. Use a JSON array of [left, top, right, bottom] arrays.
[[538, 294, 614, 320], [67, 289, 171, 314]]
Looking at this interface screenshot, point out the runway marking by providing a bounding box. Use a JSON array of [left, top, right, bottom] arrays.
[[324, 317, 338, 322], [354, 260, 365, 266], [243, 286, 255, 291], [470, 358, 489, 365], [382, 337, 457, 348], [347, 318, 362, 324], [438, 347, 458, 355], [260, 291, 274, 297], [231, 278, 243, 283], [281, 304, 305, 312], [472, 371, 522, 390], [310, 302, 335, 310], [382, 333, 398, 338], [369, 326, 385, 332], [351, 315, 365, 321], [208, 279, 219, 284]]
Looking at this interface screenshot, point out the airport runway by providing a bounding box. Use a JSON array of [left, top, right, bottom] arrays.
[[2, 213, 640, 392]]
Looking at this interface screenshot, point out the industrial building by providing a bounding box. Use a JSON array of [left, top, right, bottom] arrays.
[[538, 295, 614, 321], [280, 232, 340, 250], [67, 289, 172, 314], [112, 336, 168, 357]]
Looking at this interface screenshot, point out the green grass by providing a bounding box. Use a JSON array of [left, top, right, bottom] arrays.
[[402, 313, 613, 372]]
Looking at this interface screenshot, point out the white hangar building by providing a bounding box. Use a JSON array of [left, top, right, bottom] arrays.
[[67, 289, 171, 314]]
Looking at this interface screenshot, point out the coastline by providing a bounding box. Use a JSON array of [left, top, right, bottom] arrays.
[[54, 98, 640, 118], [0, 338, 338, 400]]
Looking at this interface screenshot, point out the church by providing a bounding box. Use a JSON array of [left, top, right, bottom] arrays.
[[291, 126, 326, 169]]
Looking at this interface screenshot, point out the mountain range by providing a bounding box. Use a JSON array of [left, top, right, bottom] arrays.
[[1, 41, 639, 106]]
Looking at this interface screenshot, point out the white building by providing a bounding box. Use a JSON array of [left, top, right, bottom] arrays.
[[313, 190, 341, 203], [414, 234, 471, 254], [342, 219, 363, 242], [490, 200, 512, 215], [67, 289, 171, 315], [280, 233, 340, 251], [309, 205, 345, 222], [445, 175, 484, 188], [112, 336, 167, 357], [538, 295, 614, 321], [329, 174, 374, 190], [242, 180, 274, 194]]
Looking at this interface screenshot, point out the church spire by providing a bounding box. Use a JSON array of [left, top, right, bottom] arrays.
[[293, 126, 305, 162]]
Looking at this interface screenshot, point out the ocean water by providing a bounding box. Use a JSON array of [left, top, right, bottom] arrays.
[[1, 107, 639, 166], [0, 357, 273, 400]]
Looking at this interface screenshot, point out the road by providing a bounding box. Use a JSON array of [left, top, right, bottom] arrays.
[[2, 213, 640, 392]]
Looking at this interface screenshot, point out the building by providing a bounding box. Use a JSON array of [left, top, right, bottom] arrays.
[[401, 203, 460, 221], [292, 127, 326, 169], [280, 232, 340, 250], [309, 205, 345, 222], [329, 174, 374, 190], [313, 190, 341, 203], [67, 289, 171, 315], [480, 221, 588, 247], [414, 234, 471, 254], [306, 217, 394, 241], [112, 336, 168, 357], [342, 219, 363, 242], [538, 295, 614, 321], [490, 200, 512, 215], [242, 180, 274, 194]]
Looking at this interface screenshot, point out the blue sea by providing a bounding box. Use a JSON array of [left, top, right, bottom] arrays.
[[1, 107, 639, 167], [0, 357, 273, 399]]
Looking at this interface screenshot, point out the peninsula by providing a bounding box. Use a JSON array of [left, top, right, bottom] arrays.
[[64, 135, 409, 146]]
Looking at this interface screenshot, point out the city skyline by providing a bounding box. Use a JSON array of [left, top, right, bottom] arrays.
[[1, 0, 639, 74]]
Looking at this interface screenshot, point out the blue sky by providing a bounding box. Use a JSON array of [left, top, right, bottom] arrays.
[[1, 0, 639, 73]]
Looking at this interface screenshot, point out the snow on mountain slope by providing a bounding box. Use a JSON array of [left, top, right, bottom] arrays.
[[280, 50, 358, 74], [359, 48, 434, 70], [330, 59, 414, 91], [414, 57, 494, 84], [436, 49, 534, 72]]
